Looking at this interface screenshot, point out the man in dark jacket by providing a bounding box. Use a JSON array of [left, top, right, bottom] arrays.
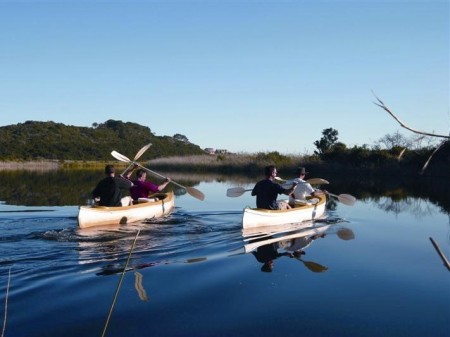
[[92, 164, 133, 206], [251, 165, 297, 209]]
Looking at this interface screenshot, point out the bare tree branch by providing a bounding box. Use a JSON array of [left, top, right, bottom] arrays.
[[420, 140, 447, 175], [373, 93, 450, 139], [373, 92, 449, 174]]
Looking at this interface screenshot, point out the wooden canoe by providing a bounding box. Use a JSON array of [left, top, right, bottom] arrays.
[[242, 194, 326, 229], [77, 192, 174, 228]]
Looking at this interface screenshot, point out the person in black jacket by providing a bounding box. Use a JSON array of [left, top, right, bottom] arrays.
[[92, 164, 133, 206], [251, 165, 297, 209]]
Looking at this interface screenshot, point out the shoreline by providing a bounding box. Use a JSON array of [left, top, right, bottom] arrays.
[[0, 160, 60, 171], [0, 160, 107, 171], [1, 159, 448, 179]]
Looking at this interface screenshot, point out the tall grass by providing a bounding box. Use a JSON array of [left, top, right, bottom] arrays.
[[145, 153, 319, 175]]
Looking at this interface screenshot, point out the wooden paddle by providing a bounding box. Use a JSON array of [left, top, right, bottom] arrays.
[[276, 175, 355, 206], [226, 187, 252, 197], [326, 192, 356, 206], [226, 178, 327, 198], [275, 177, 330, 185], [111, 150, 205, 201], [121, 143, 152, 175]]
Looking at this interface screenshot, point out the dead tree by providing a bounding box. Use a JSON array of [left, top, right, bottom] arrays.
[[373, 93, 449, 174]]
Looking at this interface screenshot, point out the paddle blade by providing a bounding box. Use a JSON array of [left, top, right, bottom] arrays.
[[338, 194, 356, 206], [302, 260, 328, 273], [226, 187, 250, 198], [134, 143, 152, 161], [186, 186, 205, 201], [111, 150, 131, 163], [337, 228, 355, 240], [306, 178, 330, 185]]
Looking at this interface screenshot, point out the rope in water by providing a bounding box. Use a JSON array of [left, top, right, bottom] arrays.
[[101, 229, 141, 337], [1, 268, 11, 337]]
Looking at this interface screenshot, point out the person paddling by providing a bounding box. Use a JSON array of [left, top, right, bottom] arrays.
[[285, 167, 325, 206], [126, 164, 171, 202], [251, 165, 297, 210], [92, 164, 133, 207]]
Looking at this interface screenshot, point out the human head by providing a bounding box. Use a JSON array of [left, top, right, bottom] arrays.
[[295, 167, 308, 177], [105, 165, 115, 175], [264, 165, 277, 178], [136, 169, 147, 179], [261, 260, 274, 273]]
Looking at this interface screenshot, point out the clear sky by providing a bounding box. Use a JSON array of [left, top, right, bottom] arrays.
[[0, 0, 448, 154]]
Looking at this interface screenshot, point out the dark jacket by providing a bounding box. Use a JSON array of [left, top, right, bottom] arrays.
[[92, 176, 132, 206]]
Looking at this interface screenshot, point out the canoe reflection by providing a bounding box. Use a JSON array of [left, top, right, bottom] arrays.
[[246, 224, 329, 273], [243, 221, 354, 273]]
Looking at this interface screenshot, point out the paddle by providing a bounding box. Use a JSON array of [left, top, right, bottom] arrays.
[[226, 187, 252, 197], [326, 192, 356, 206], [111, 150, 205, 201], [274, 175, 355, 206], [226, 178, 327, 198], [121, 143, 152, 175], [275, 177, 330, 185]]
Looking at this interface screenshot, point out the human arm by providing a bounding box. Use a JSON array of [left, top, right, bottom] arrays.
[[281, 182, 297, 196], [115, 176, 133, 189], [122, 164, 138, 180], [157, 177, 171, 191]]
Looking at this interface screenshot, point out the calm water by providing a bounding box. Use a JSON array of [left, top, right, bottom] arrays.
[[0, 170, 449, 337]]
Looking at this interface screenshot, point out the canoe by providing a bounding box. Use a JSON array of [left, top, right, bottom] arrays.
[[77, 191, 174, 228], [242, 194, 326, 229]]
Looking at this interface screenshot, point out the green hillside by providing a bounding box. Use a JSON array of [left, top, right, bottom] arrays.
[[0, 120, 205, 160]]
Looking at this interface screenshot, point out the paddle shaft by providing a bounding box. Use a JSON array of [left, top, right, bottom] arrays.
[[120, 143, 152, 175], [326, 192, 356, 206], [227, 178, 326, 198]]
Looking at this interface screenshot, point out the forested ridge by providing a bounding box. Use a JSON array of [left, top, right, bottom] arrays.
[[0, 120, 205, 160]]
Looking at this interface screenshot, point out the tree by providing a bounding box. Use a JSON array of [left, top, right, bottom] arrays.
[[173, 134, 189, 143], [377, 131, 411, 149], [314, 128, 339, 155]]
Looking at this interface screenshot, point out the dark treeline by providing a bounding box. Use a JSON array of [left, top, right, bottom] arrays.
[[0, 121, 448, 180], [145, 141, 449, 179], [0, 120, 204, 160]]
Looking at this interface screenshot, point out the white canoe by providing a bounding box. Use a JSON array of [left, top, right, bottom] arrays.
[[77, 192, 174, 228], [242, 195, 326, 229]]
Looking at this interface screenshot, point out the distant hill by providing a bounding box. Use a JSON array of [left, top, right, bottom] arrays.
[[0, 120, 205, 160]]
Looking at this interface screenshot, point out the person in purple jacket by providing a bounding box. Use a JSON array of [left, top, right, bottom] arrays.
[[126, 165, 171, 201]]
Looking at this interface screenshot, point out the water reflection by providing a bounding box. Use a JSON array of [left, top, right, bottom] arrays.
[[243, 220, 354, 273], [0, 169, 209, 206], [0, 169, 448, 215]]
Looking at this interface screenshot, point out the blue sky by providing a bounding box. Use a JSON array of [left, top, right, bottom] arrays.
[[0, 0, 448, 154]]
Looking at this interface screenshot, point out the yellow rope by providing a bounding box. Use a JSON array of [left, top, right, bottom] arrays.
[[1, 268, 11, 337], [101, 229, 140, 337]]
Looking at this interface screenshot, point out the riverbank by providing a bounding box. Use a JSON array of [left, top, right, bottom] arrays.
[[0, 160, 60, 171], [0, 160, 110, 171], [1, 153, 448, 178]]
